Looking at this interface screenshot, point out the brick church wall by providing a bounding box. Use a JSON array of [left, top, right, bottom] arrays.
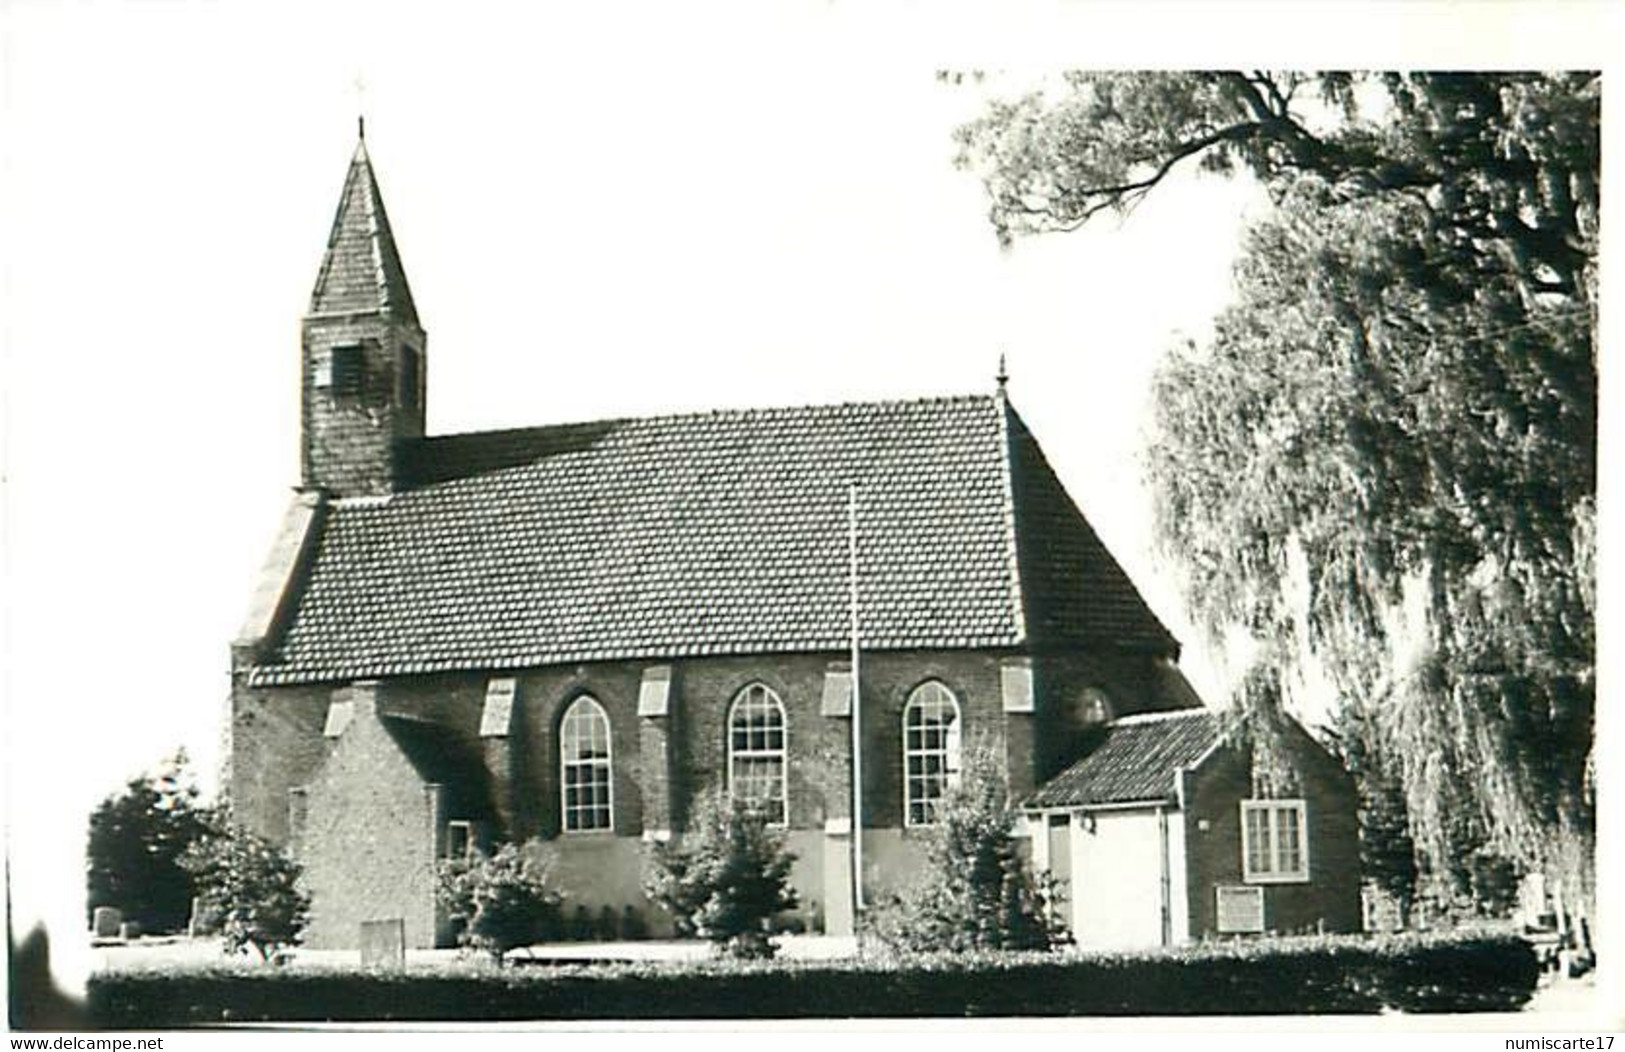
[[230, 642, 1181, 942], [229, 682, 331, 843]]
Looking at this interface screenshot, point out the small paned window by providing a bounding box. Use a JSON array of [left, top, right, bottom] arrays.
[[728, 683, 788, 824], [904, 681, 962, 826], [560, 696, 613, 832], [1240, 799, 1309, 883], [316, 344, 364, 394]]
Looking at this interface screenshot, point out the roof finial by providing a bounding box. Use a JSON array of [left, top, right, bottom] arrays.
[[352, 73, 367, 142], [996, 351, 1009, 393]]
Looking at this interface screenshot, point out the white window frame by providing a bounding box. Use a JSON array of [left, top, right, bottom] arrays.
[[1240, 799, 1309, 884], [560, 695, 614, 833], [903, 680, 962, 827], [727, 683, 788, 826]]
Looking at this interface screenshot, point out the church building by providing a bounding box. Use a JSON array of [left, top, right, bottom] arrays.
[[229, 132, 1361, 951]]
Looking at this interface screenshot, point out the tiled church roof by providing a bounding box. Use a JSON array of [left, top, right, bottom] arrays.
[[247, 394, 1177, 685], [308, 139, 418, 322], [1026, 709, 1221, 809]]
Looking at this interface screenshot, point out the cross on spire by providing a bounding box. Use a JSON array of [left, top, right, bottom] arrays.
[[996, 351, 1009, 392], [352, 73, 367, 140]]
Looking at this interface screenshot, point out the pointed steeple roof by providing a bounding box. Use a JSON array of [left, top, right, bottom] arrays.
[[308, 136, 418, 322]]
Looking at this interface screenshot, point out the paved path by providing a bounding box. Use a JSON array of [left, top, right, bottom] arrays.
[[93, 934, 862, 973], [1522, 971, 1602, 1017]]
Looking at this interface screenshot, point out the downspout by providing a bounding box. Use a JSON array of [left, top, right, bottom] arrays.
[[849, 483, 865, 915], [1157, 805, 1172, 947]]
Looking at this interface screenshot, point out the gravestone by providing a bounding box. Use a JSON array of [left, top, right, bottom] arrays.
[[360, 918, 406, 969], [92, 907, 122, 939], [118, 920, 142, 941]]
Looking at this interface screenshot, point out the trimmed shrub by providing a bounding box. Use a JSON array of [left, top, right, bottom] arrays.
[[644, 788, 798, 959], [177, 822, 310, 962], [86, 931, 1540, 1026], [865, 740, 1067, 954], [436, 840, 560, 962]]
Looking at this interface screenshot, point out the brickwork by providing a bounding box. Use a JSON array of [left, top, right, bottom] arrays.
[[229, 642, 1237, 945], [1030, 648, 1179, 783], [231, 647, 1057, 936], [227, 648, 1059, 841], [481, 734, 516, 838], [298, 684, 445, 949], [229, 681, 331, 843], [637, 713, 678, 833], [1181, 726, 1362, 938]]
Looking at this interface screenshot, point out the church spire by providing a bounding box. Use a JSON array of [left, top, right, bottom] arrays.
[[300, 132, 428, 498], [308, 132, 418, 324]]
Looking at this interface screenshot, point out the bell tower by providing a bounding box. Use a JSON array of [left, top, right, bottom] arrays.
[[301, 126, 426, 497]]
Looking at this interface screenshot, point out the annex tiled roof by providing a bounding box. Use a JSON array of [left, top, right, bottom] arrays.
[[308, 139, 418, 323], [1026, 708, 1221, 809], [247, 394, 1176, 685]]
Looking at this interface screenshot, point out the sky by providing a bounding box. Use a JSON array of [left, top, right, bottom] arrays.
[[4, 0, 1621, 995]]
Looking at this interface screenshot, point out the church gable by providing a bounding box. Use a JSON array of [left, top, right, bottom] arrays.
[[1004, 406, 1178, 654]]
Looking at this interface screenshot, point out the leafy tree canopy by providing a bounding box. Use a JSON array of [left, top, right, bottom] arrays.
[[86, 749, 215, 933], [179, 822, 311, 961], [956, 72, 1596, 913]]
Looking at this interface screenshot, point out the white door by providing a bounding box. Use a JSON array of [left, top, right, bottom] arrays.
[[1071, 809, 1166, 950]]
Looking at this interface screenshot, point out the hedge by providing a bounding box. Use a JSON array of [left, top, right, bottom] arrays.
[[87, 930, 1538, 1026]]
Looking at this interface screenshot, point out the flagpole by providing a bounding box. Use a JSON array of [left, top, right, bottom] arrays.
[[848, 482, 865, 916]]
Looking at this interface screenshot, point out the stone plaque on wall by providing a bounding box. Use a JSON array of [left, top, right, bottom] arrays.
[[480, 678, 517, 737], [820, 663, 852, 716], [1216, 885, 1265, 933], [360, 918, 406, 969], [1000, 657, 1034, 712], [637, 665, 673, 717]]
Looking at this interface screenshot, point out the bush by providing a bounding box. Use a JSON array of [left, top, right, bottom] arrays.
[[85, 931, 1540, 1025], [436, 840, 560, 963], [86, 749, 215, 934], [644, 788, 798, 959], [865, 740, 1067, 954], [178, 822, 310, 962]]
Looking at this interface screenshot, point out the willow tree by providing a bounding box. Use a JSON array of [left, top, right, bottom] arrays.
[[956, 72, 1596, 924]]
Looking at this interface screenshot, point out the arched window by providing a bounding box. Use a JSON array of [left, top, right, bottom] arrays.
[[728, 683, 788, 824], [1075, 687, 1113, 726], [904, 680, 962, 826], [560, 695, 612, 832]]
